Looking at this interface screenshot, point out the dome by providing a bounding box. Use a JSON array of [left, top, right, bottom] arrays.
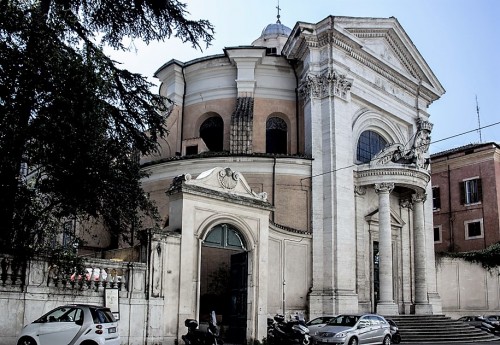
[[261, 22, 292, 38], [251, 20, 292, 54]]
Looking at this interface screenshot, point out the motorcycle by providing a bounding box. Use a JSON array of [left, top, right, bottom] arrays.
[[182, 311, 223, 345], [267, 314, 310, 345]]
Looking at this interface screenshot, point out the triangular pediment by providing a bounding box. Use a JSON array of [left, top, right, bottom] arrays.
[[338, 18, 444, 95], [365, 208, 405, 228]]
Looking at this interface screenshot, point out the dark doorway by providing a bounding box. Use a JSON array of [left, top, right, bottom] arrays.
[[373, 241, 379, 312], [200, 224, 247, 344], [227, 252, 248, 344]]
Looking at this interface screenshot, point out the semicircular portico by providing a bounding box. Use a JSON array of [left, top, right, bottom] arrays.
[[355, 164, 430, 193]]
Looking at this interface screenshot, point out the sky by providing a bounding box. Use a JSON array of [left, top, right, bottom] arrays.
[[107, 0, 499, 154]]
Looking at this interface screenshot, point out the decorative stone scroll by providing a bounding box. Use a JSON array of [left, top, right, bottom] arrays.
[[218, 167, 239, 189], [298, 68, 353, 102], [371, 118, 433, 169]]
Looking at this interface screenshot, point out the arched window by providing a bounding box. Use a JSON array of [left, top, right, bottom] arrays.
[[266, 117, 287, 154], [204, 224, 246, 250], [200, 116, 223, 152], [356, 130, 387, 163]]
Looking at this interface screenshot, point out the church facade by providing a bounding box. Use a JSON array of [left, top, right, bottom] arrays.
[[141, 15, 445, 342]]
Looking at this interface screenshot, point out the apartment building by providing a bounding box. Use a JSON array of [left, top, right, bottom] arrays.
[[431, 142, 500, 252]]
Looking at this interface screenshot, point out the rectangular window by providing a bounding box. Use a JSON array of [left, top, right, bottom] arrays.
[[186, 145, 198, 155], [432, 187, 441, 210], [434, 226, 442, 243], [62, 220, 75, 247], [460, 178, 482, 205], [465, 219, 483, 239]]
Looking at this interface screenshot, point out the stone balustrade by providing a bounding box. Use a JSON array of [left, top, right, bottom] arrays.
[[0, 255, 146, 294]]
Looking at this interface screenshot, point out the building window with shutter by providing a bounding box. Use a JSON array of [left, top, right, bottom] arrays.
[[465, 219, 483, 239], [432, 187, 441, 210], [434, 225, 442, 243], [460, 178, 482, 205]]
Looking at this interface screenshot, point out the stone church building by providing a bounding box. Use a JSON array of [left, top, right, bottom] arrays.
[[140, 14, 445, 343]]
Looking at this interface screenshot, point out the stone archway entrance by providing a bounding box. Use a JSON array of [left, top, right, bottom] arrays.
[[200, 224, 248, 344]]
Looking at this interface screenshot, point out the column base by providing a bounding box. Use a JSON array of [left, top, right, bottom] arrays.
[[428, 292, 442, 314], [308, 289, 359, 316], [376, 302, 399, 316], [414, 303, 433, 315]]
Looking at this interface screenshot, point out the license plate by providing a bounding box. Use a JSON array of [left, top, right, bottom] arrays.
[[108, 327, 116, 333]]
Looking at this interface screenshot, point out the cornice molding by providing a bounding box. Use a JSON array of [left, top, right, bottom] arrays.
[[355, 165, 430, 192]]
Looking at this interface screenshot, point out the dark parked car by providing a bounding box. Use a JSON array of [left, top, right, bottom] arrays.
[[481, 315, 500, 334], [457, 315, 484, 328], [386, 319, 401, 344]]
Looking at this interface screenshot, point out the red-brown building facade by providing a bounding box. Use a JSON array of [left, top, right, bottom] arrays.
[[431, 142, 500, 252]]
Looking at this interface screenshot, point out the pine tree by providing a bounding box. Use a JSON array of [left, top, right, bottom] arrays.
[[0, 0, 214, 260]]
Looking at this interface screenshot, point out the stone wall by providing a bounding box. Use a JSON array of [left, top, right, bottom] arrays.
[[437, 257, 500, 318], [0, 255, 151, 345]]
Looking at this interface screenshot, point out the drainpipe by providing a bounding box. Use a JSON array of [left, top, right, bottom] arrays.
[[144, 229, 153, 342], [272, 156, 277, 222], [447, 162, 454, 251], [180, 65, 186, 153]]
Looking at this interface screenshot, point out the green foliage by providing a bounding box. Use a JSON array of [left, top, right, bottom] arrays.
[[0, 0, 214, 262], [438, 242, 500, 272]]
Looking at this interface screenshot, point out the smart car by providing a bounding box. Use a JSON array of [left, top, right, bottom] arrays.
[[17, 304, 120, 345], [312, 314, 391, 345]]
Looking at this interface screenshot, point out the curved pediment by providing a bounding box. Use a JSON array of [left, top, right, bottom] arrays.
[[168, 167, 268, 203]]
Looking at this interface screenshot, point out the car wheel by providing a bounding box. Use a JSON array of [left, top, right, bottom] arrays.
[[382, 335, 391, 345], [80, 341, 99, 345], [17, 337, 36, 345], [348, 337, 358, 345]]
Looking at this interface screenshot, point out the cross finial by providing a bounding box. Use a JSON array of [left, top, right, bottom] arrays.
[[276, 0, 281, 24]]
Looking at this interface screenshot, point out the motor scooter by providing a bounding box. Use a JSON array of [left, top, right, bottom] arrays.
[[267, 313, 310, 345], [182, 311, 223, 345]]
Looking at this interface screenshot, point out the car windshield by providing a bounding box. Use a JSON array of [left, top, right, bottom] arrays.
[[327, 315, 359, 327]]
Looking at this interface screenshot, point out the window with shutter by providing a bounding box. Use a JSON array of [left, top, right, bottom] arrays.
[[462, 178, 482, 205], [432, 187, 441, 210]]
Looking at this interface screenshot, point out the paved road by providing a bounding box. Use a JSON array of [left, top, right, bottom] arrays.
[[400, 340, 500, 345]]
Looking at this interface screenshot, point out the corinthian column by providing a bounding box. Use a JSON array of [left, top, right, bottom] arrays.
[[412, 192, 432, 314], [375, 183, 398, 315]]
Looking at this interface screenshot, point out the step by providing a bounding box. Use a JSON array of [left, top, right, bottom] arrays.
[[383, 315, 499, 343]]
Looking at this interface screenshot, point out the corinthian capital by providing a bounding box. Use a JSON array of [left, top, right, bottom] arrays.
[[374, 182, 394, 194], [412, 192, 427, 203]]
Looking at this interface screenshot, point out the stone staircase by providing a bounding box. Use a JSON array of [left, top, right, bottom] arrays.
[[386, 315, 499, 343]]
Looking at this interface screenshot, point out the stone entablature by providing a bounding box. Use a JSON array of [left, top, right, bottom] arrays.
[[283, 16, 445, 108], [355, 164, 430, 192]]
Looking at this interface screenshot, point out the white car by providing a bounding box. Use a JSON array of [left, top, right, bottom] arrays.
[[17, 304, 120, 345], [306, 316, 337, 336]]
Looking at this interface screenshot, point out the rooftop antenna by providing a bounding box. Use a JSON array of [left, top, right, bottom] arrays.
[[476, 95, 482, 143], [276, 0, 281, 23]]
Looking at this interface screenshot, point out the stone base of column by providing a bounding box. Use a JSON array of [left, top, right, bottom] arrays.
[[376, 302, 399, 316], [428, 292, 442, 314], [402, 302, 413, 315], [308, 289, 359, 316], [414, 303, 433, 315]]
